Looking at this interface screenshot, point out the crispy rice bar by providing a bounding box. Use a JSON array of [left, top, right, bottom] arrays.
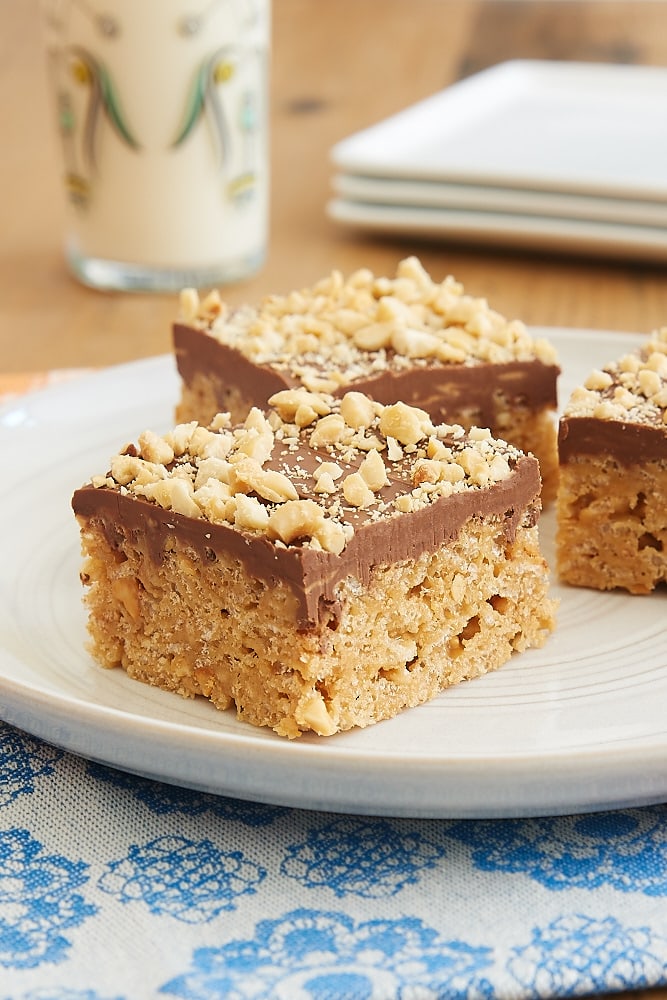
[[73, 391, 557, 738], [173, 256, 561, 501], [557, 328, 667, 593]]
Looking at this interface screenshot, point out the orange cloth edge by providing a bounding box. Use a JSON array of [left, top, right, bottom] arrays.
[[0, 369, 94, 404]]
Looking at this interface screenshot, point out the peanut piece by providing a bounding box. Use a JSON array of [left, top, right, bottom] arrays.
[[352, 322, 393, 351], [359, 449, 388, 491], [138, 430, 174, 466], [296, 691, 337, 736], [111, 577, 141, 621], [229, 458, 298, 503], [179, 287, 200, 322], [378, 402, 431, 446], [584, 369, 613, 392], [141, 478, 201, 518], [309, 414, 347, 447], [233, 494, 270, 531], [267, 499, 322, 545], [342, 472, 374, 508], [269, 388, 331, 423], [339, 391, 376, 429], [391, 327, 441, 359]]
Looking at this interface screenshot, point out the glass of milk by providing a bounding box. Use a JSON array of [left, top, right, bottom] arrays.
[[40, 0, 269, 291]]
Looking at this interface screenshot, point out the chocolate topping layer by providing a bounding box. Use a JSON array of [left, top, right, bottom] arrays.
[[174, 256, 560, 434], [174, 322, 559, 425], [174, 322, 289, 402], [72, 387, 542, 631], [72, 451, 540, 631], [558, 416, 667, 465], [558, 326, 667, 466]]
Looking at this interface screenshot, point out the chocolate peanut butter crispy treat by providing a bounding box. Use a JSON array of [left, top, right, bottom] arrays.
[[73, 391, 557, 739], [557, 328, 667, 594], [173, 256, 561, 502]]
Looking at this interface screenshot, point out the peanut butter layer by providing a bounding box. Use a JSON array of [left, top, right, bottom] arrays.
[[72, 391, 542, 630]]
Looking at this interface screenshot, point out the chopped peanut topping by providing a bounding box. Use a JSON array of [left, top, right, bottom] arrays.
[[88, 391, 526, 556], [564, 326, 667, 428], [178, 256, 558, 392]]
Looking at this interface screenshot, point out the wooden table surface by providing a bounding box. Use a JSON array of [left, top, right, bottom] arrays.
[[1, 4, 665, 995], [3, 0, 667, 375]]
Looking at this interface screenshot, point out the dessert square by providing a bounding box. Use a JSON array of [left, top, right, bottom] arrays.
[[557, 327, 667, 593], [173, 256, 561, 501], [73, 391, 557, 738]]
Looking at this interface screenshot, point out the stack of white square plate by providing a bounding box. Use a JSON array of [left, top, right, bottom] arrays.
[[328, 60, 667, 261]]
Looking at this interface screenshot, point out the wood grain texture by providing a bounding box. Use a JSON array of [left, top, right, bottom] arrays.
[[2, 0, 667, 379]]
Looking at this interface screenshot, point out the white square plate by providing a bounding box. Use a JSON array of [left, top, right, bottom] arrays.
[[332, 173, 667, 229], [331, 60, 667, 200], [327, 197, 667, 263]]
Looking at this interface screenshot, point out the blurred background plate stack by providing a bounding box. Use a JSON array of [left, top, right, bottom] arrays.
[[329, 59, 667, 262]]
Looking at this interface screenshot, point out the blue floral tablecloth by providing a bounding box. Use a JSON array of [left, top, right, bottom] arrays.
[[1, 719, 666, 1000]]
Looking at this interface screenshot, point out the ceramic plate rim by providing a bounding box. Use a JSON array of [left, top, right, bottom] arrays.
[[1, 332, 666, 818]]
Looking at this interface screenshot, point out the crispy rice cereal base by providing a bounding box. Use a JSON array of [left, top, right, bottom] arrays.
[[556, 326, 667, 593], [556, 456, 667, 593], [77, 512, 556, 738]]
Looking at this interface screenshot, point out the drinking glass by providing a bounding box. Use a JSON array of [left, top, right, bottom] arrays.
[[40, 0, 270, 290]]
